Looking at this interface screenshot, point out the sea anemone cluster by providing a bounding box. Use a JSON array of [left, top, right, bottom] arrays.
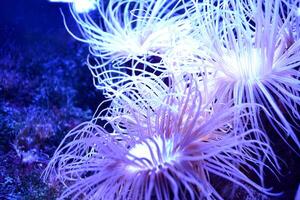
[[44, 0, 300, 199]]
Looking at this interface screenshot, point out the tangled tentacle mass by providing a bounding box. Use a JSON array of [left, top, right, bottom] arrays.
[[45, 0, 299, 199]]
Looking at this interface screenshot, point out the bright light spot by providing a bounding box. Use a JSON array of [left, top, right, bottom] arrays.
[[222, 48, 265, 83], [49, 0, 97, 13], [126, 136, 177, 172], [297, 8, 300, 17], [73, 0, 97, 13]]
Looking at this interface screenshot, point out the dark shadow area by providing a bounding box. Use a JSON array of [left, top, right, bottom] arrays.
[[0, 0, 103, 199]]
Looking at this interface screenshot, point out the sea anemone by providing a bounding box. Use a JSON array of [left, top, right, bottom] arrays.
[[187, 0, 300, 148], [63, 0, 194, 91], [43, 76, 279, 199]]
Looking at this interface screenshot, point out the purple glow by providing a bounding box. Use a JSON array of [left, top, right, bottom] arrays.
[[43, 77, 279, 199]]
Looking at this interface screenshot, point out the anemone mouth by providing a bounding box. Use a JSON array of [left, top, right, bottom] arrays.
[[126, 135, 179, 172], [220, 48, 271, 83]]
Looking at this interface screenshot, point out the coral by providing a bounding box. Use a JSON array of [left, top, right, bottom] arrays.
[[0, 31, 96, 198]]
